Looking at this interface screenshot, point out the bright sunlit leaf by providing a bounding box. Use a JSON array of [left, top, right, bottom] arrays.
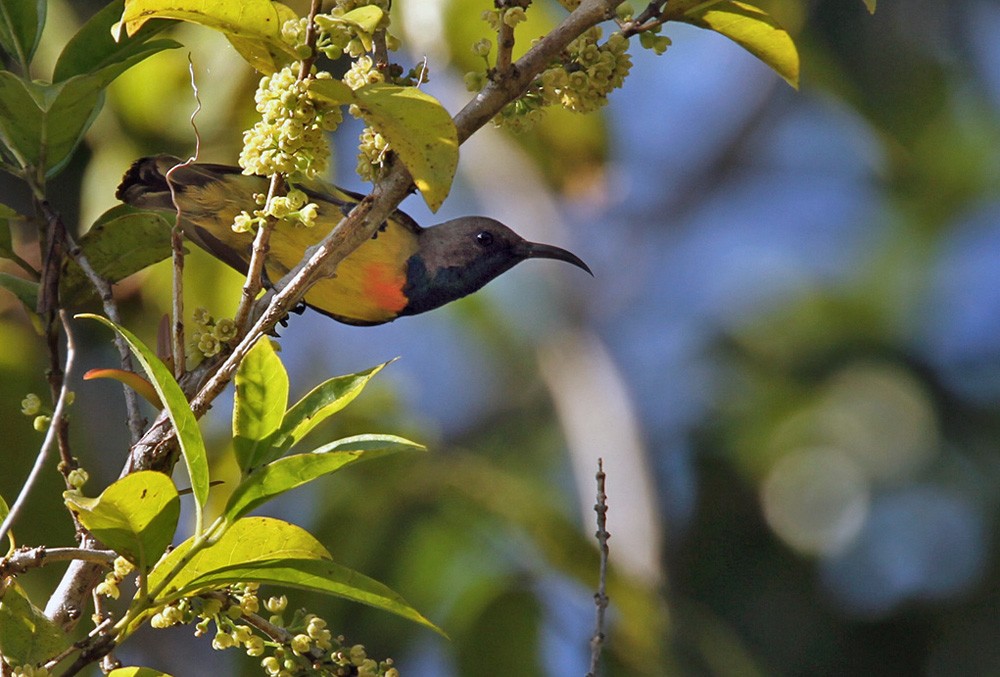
[[351, 84, 459, 211], [78, 314, 209, 531], [682, 1, 800, 89], [109, 668, 174, 677], [114, 0, 300, 71], [64, 470, 179, 570], [264, 360, 392, 464], [224, 434, 425, 521], [233, 337, 289, 472], [148, 517, 440, 633]]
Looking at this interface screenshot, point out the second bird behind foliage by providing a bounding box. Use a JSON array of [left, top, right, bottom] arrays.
[[117, 155, 591, 326]]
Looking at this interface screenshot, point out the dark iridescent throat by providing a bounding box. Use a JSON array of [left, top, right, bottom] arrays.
[[400, 253, 521, 316]]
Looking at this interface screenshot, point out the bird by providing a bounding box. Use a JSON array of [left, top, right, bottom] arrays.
[[117, 155, 591, 326]]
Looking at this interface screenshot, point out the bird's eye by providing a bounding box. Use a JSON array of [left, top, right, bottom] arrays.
[[475, 231, 494, 247]]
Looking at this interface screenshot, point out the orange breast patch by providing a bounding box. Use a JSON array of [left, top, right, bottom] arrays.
[[362, 263, 409, 314]]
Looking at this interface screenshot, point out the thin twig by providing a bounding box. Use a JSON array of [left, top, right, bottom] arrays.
[[586, 458, 610, 677], [232, 174, 282, 335], [165, 55, 205, 379], [494, 2, 516, 76], [0, 546, 117, 577], [58, 204, 145, 445], [619, 0, 670, 36], [0, 310, 78, 545]]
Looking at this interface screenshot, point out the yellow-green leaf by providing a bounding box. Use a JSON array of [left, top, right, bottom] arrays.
[[109, 669, 174, 677], [225, 2, 300, 74], [64, 471, 179, 571], [146, 517, 441, 633], [233, 337, 289, 473], [224, 434, 425, 521], [60, 205, 174, 307], [78, 314, 209, 532], [862, 0, 876, 13], [267, 361, 391, 463], [352, 84, 459, 211], [682, 1, 800, 89], [147, 516, 331, 601], [0, 492, 12, 553], [0, 581, 71, 666], [114, 0, 300, 69]]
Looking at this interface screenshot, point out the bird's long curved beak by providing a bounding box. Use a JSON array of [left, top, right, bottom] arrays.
[[518, 241, 593, 276]]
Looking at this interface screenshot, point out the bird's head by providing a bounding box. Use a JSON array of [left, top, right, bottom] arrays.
[[401, 216, 591, 317]]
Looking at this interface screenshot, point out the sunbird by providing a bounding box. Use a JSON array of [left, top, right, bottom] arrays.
[[117, 156, 591, 326]]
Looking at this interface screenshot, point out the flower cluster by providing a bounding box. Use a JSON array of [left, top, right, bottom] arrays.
[[356, 126, 390, 182], [495, 25, 633, 130], [95, 556, 135, 601], [231, 187, 320, 240], [150, 585, 397, 676], [190, 307, 239, 358], [20, 392, 54, 432], [239, 65, 343, 179], [481, 6, 528, 31]]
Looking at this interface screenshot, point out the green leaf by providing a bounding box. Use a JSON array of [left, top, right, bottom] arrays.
[[0, 581, 70, 666], [0, 271, 38, 308], [196, 557, 441, 633], [64, 471, 179, 570], [224, 434, 425, 521], [109, 668, 174, 677], [862, 0, 876, 13], [307, 77, 356, 106], [54, 0, 180, 82], [338, 5, 384, 34], [148, 517, 439, 633], [0, 40, 176, 176], [266, 361, 391, 463], [233, 337, 289, 473], [0, 202, 16, 259], [0, 0, 45, 69], [225, 2, 300, 74], [61, 205, 174, 306], [115, 0, 300, 70], [352, 84, 459, 211], [0, 491, 12, 553], [148, 516, 331, 600], [0, 72, 42, 170], [682, 1, 800, 89], [318, 6, 384, 51], [78, 314, 210, 531]]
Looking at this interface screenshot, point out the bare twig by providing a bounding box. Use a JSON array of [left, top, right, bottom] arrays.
[[164, 55, 205, 378], [586, 458, 610, 677], [0, 546, 117, 577], [58, 205, 146, 445], [618, 0, 670, 37], [0, 310, 78, 546], [232, 174, 283, 335], [495, 10, 516, 76]]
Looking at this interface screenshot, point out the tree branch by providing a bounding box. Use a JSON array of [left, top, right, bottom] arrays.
[[43, 0, 620, 637]]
